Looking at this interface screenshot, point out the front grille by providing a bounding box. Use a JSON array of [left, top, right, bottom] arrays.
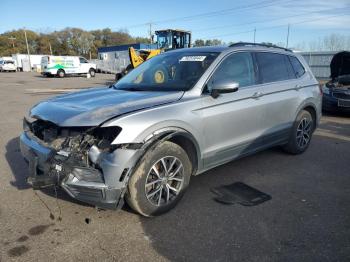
[[27, 119, 91, 142], [333, 91, 350, 100]]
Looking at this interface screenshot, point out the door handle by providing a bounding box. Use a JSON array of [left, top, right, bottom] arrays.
[[294, 85, 302, 91], [252, 92, 263, 99]]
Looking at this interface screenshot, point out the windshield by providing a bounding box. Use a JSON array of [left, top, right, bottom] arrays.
[[114, 51, 219, 91]]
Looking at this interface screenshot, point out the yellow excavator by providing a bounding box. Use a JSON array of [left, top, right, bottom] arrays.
[[116, 29, 191, 80]]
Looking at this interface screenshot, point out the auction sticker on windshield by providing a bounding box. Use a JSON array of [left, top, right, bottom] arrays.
[[179, 56, 206, 62]]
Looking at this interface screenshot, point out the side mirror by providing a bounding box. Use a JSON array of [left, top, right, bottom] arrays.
[[210, 80, 239, 98]]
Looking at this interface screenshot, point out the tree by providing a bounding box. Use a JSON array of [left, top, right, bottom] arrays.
[[298, 33, 350, 52], [194, 39, 205, 47]]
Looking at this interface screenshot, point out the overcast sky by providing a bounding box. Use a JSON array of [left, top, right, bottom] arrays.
[[1, 0, 349, 47]]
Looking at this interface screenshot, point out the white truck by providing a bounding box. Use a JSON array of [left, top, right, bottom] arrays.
[[0, 59, 16, 72], [41, 56, 97, 77], [12, 54, 45, 71]]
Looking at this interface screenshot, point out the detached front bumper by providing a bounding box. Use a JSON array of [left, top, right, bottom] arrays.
[[20, 131, 140, 209]]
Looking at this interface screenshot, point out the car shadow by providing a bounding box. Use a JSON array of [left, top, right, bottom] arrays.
[[139, 149, 285, 261], [322, 111, 350, 118], [5, 137, 31, 190], [138, 119, 350, 261]]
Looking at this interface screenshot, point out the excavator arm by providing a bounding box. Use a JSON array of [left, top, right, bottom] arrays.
[[128, 47, 162, 68]]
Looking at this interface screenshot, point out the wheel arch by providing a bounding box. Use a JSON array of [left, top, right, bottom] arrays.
[[141, 128, 201, 176], [303, 105, 316, 127], [57, 68, 65, 76], [295, 99, 320, 130]]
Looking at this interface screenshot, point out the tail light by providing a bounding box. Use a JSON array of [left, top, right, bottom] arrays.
[[318, 83, 323, 96]]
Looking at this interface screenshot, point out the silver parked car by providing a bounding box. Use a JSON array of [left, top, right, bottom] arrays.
[[20, 43, 322, 216]]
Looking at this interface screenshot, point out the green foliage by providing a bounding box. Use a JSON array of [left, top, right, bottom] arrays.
[[0, 28, 153, 58], [194, 39, 223, 47]]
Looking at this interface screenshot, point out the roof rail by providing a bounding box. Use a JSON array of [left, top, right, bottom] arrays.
[[229, 42, 292, 52]]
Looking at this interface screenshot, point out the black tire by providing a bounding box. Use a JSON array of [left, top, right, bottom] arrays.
[[148, 64, 169, 84], [126, 141, 192, 217], [115, 73, 123, 81], [125, 64, 134, 74], [283, 110, 314, 154], [89, 68, 96, 77], [57, 69, 65, 78]]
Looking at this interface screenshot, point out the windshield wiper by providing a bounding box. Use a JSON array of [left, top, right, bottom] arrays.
[[113, 86, 143, 91]]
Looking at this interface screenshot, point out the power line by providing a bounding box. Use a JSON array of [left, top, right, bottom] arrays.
[[151, 0, 283, 25], [115, 0, 288, 29], [192, 7, 349, 32], [201, 13, 349, 40]]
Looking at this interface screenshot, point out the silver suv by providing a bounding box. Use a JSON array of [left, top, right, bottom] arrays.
[[20, 43, 322, 216]]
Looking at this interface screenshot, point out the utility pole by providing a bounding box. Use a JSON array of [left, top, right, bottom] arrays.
[[49, 41, 53, 55], [149, 23, 152, 44], [286, 24, 290, 48], [253, 28, 256, 43], [24, 29, 32, 71]]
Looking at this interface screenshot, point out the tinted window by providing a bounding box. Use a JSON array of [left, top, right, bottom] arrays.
[[211, 52, 255, 88], [256, 52, 295, 83], [289, 56, 305, 78]]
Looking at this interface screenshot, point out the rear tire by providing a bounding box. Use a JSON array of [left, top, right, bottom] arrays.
[[57, 69, 65, 78], [126, 141, 191, 217], [89, 68, 96, 77], [283, 110, 314, 154]]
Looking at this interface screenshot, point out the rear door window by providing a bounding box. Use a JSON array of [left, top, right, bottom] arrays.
[[255, 52, 295, 84], [289, 56, 305, 78]]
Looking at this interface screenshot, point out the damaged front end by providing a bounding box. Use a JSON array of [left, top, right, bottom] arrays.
[[20, 118, 141, 209]]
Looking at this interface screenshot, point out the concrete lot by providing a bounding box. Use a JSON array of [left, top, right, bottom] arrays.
[[0, 72, 349, 262]]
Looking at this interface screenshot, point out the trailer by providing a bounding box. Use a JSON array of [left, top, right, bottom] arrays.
[[96, 43, 157, 74], [12, 54, 46, 71]]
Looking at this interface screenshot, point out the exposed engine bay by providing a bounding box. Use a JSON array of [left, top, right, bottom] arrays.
[[326, 74, 350, 89], [24, 118, 122, 189]]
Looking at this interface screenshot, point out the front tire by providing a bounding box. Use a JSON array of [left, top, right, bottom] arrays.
[[89, 68, 96, 77], [283, 110, 314, 154], [126, 141, 191, 217]]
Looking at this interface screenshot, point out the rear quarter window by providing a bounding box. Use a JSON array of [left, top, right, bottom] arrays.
[[255, 52, 295, 84], [289, 56, 305, 78]]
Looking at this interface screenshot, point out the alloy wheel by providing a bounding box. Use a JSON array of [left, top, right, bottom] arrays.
[[296, 117, 312, 148], [145, 156, 184, 206]]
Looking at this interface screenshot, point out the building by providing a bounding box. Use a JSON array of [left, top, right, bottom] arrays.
[[299, 51, 338, 80], [96, 43, 157, 74]]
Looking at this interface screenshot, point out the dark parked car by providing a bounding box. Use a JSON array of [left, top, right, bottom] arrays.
[[322, 51, 350, 113]]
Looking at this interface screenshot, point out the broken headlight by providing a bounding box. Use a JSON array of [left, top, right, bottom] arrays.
[[90, 126, 122, 150]]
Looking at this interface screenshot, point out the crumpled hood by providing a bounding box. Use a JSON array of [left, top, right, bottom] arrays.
[[30, 87, 184, 126]]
